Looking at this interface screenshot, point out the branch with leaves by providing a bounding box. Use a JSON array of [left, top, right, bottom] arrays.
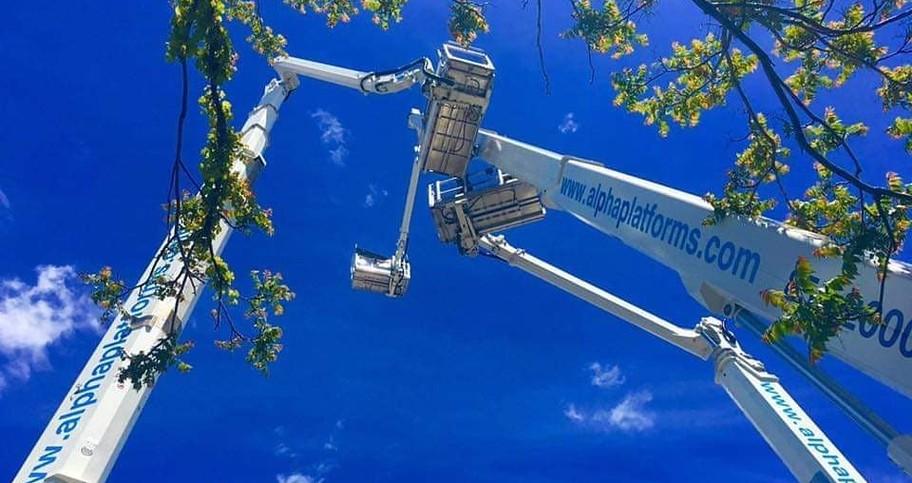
[[88, 0, 912, 388], [563, 0, 912, 361], [84, 0, 493, 389]]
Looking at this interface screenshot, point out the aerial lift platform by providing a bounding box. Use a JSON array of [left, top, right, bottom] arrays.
[[16, 43, 912, 482]]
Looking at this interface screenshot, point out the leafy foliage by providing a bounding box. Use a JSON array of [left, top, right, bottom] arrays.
[[362, 0, 408, 30], [87, 0, 492, 389], [285, 0, 358, 27], [449, 1, 490, 47], [87, 0, 912, 388], [215, 270, 296, 375], [119, 335, 195, 390], [704, 113, 789, 222], [563, 0, 653, 58], [879, 65, 912, 152], [761, 257, 876, 363], [757, 165, 911, 360], [81, 267, 126, 325], [612, 33, 758, 136], [564, 0, 912, 361]]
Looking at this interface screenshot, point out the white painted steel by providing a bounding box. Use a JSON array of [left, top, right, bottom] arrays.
[[15, 79, 289, 483], [479, 234, 865, 482], [476, 129, 912, 401]]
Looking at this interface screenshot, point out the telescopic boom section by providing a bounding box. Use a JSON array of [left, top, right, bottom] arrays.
[[272, 55, 436, 95], [17, 49, 463, 481], [15, 79, 290, 483], [348, 43, 497, 297], [470, 128, 912, 476], [474, 128, 912, 402], [478, 235, 865, 483]]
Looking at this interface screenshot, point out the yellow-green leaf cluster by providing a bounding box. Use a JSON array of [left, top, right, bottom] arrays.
[[285, 0, 358, 27], [762, 257, 876, 363], [612, 34, 757, 136], [563, 0, 652, 59], [81, 267, 126, 325], [228, 1, 288, 58], [449, 1, 489, 46], [362, 0, 408, 30], [244, 270, 295, 374], [705, 113, 789, 223]]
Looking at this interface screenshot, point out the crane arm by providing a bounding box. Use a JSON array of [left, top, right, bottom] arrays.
[[272, 55, 445, 95], [474, 128, 912, 401], [462, 128, 912, 476], [477, 234, 865, 482], [15, 78, 290, 483], [479, 235, 709, 359]]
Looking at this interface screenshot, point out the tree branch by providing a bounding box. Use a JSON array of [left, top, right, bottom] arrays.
[[693, 0, 912, 205]]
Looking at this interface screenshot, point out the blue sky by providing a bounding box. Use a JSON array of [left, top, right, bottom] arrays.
[[2, 2, 911, 482]]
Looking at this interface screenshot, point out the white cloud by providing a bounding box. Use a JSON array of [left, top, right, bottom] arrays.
[[312, 109, 346, 144], [589, 362, 625, 388], [0, 265, 99, 393], [311, 109, 349, 167], [276, 473, 320, 483], [566, 391, 655, 433], [596, 390, 655, 432], [0, 188, 11, 225], [563, 403, 584, 422], [558, 112, 579, 134], [363, 184, 389, 208], [328, 146, 349, 167], [275, 442, 297, 458]]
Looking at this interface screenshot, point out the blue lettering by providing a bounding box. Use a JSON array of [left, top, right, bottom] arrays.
[[879, 309, 903, 348], [859, 319, 878, 338], [705, 236, 721, 264], [650, 214, 664, 238], [558, 177, 763, 287], [686, 228, 700, 255], [718, 242, 735, 271], [900, 312, 912, 358], [27, 445, 63, 482], [130, 298, 150, 315]]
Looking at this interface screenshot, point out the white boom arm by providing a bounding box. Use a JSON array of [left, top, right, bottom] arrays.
[[14, 51, 439, 482], [395, 111, 432, 260], [272, 55, 438, 95], [471, 128, 912, 475], [479, 234, 865, 482], [475, 129, 912, 399], [15, 79, 289, 483], [477, 130, 912, 475]]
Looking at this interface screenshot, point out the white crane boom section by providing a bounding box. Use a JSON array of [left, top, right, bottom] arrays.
[[476, 129, 912, 400], [14, 79, 289, 483], [272, 55, 435, 95], [272, 56, 368, 91], [16, 50, 444, 482], [478, 236, 709, 358]]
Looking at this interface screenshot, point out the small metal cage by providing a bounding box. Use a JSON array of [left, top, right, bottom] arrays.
[[350, 248, 411, 297], [421, 43, 495, 178], [428, 168, 545, 253]]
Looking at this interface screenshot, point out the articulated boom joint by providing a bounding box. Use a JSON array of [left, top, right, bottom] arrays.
[[696, 317, 773, 383], [429, 168, 546, 256]]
